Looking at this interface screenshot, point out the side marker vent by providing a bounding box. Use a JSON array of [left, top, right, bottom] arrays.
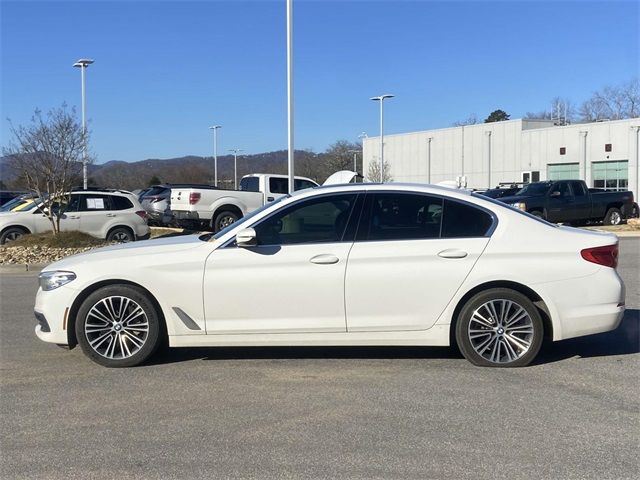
[[172, 307, 201, 331]]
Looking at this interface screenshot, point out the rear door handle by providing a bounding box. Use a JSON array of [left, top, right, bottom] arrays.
[[68, 215, 80, 219], [309, 254, 339, 265], [438, 249, 468, 259], [106, 213, 117, 217]]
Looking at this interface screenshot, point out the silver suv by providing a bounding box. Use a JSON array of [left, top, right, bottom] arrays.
[[0, 190, 150, 244]]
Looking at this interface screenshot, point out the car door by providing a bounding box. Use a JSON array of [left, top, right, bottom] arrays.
[[345, 193, 493, 332], [569, 181, 591, 220], [203, 192, 362, 334], [546, 182, 575, 223], [76, 194, 114, 237]]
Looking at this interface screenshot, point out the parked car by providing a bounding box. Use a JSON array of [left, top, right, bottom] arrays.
[[169, 173, 318, 231], [34, 182, 624, 368], [0, 193, 39, 212], [139, 185, 172, 225], [497, 180, 636, 225], [0, 189, 150, 244], [0, 190, 28, 207]]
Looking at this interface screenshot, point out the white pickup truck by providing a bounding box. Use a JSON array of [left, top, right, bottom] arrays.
[[169, 173, 318, 231]]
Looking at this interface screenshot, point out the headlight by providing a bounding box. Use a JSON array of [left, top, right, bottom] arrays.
[[39, 271, 76, 291], [511, 202, 527, 211]]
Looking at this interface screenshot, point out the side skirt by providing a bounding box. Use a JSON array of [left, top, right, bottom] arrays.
[[169, 324, 450, 348]]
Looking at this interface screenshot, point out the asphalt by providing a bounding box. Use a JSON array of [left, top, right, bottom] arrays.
[[0, 238, 638, 480]]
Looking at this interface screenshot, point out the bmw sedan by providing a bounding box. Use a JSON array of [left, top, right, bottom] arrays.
[[34, 183, 625, 368]]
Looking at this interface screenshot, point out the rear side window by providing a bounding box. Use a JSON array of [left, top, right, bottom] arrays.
[[78, 194, 113, 211], [111, 195, 134, 210], [442, 199, 493, 238], [364, 193, 443, 241], [269, 177, 288, 194], [240, 177, 259, 192], [571, 181, 588, 196]]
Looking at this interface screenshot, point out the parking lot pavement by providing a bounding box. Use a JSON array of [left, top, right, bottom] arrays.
[[0, 239, 638, 480]]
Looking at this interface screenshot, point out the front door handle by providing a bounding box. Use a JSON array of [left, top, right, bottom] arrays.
[[438, 249, 468, 259], [309, 254, 339, 265], [106, 213, 117, 217], [68, 215, 80, 219]]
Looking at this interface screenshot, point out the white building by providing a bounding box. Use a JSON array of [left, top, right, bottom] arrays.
[[362, 118, 640, 195]]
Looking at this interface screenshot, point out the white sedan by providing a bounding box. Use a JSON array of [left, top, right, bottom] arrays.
[[34, 183, 625, 368]]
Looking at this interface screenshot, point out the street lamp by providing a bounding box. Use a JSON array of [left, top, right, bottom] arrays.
[[73, 58, 94, 190], [348, 149, 360, 173], [209, 125, 222, 186], [370, 94, 394, 182], [229, 149, 243, 189]]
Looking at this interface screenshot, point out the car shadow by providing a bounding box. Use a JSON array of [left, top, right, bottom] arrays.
[[147, 309, 639, 367]]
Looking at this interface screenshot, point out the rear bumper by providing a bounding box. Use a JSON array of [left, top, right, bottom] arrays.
[[536, 267, 625, 341]]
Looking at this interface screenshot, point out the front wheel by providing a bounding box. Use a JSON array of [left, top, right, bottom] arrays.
[[603, 207, 622, 226], [0, 227, 27, 245], [455, 288, 543, 367], [75, 285, 162, 367]]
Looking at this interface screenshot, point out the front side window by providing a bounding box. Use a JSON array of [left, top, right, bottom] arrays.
[[550, 182, 571, 197], [364, 193, 443, 241], [253, 193, 358, 246]]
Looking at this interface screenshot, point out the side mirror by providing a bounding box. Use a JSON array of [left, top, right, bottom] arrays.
[[236, 228, 257, 247], [550, 191, 561, 197]]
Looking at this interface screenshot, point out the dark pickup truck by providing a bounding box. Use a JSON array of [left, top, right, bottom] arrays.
[[497, 180, 637, 225]]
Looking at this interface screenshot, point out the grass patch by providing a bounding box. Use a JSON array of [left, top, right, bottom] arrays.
[[6, 231, 107, 248]]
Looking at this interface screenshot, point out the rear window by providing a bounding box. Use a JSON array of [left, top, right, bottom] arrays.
[[111, 195, 134, 210], [442, 199, 493, 238]]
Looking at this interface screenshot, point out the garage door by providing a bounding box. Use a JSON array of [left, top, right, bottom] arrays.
[[547, 163, 580, 180]]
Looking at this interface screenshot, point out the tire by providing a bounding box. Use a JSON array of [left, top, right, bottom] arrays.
[[0, 227, 27, 245], [75, 285, 162, 367], [455, 288, 544, 367], [213, 210, 239, 232], [107, 227, 135, 243], [603, 207, 622, 226]]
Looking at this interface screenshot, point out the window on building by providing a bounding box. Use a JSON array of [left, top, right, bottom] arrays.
[[559, 147, 566, 155], [592, 160, 628, 191], [605, 144, 612, 152], [547, 163, 580, 180]]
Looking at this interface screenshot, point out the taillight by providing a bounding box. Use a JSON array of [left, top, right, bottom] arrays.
[[189, 192, 201, 205], [581, 244, 618, 268], [135, 210, 147, 221]]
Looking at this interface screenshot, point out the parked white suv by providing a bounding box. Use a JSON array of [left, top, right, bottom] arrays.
[[170, 173, 318, 232], [0, 190, 150, 244]]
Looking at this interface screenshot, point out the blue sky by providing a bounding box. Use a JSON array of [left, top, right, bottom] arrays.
[[1, 0, 638, 163]]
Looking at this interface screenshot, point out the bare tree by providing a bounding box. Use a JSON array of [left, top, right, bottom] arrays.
[[366, 158, 393, 183], [579, 78, 640, 121], [452, 114, 478, 126], [3, 105, 90, 234]]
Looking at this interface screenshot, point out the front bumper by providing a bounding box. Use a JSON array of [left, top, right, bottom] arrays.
[[34, 285, 78, 345]]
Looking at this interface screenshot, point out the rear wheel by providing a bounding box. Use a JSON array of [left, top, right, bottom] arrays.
[[213, 210, 239, 232], [604, 207, 622, 226], [75, 285, 162, 367], [107, 227, 135, 243], [455, 288, 543, 367]]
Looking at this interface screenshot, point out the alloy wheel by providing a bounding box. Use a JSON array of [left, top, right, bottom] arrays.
[[219, 215, 236, 228], [112, 231, 132, 242], [467, 299, 534, 364], [84, 296, 149, 359]]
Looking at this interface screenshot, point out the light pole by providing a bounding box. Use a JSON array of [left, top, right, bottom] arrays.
[[73, 58, 94, 190], [229, 149, 243, 189], [286, 0, 295, 193], [348, 149, 360, 173], [370, 94, 394, 182], [357, 132, 367, 177], [209, 125, 221, 186]]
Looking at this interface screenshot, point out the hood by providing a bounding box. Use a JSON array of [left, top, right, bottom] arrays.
[[43, 234, 207, 271], [497, 195, 533, 204]]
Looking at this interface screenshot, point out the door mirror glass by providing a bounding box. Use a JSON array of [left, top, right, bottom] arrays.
[[236, 228, 257, 247]]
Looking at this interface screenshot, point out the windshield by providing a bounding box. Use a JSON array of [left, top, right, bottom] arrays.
[[0, 197, 38, 212], [471, 193, 558, 228], [201, 195, 291, 241], [515, 183, 552, 196]]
